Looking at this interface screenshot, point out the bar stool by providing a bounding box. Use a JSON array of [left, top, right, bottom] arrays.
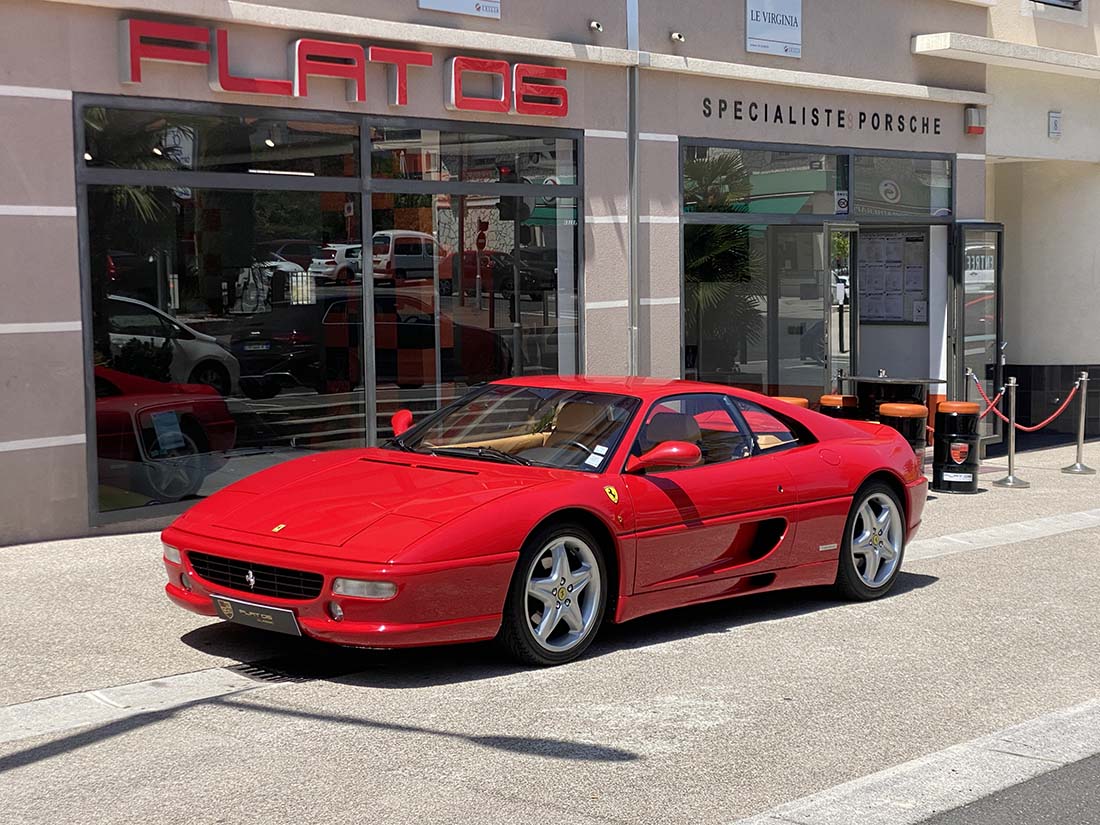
[[774, 396, 809, 409], [819, 394, 860, 419], [879, 403, 929, 456]]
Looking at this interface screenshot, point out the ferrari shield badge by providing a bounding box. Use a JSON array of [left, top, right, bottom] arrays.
[[950, 442, 970, 464], [604, 485, 619, 504], [272, 523, 287, 533]]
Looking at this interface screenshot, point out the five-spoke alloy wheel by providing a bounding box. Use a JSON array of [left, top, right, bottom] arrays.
[[500, 523, 608, 666], [835, 482, 906, 600]]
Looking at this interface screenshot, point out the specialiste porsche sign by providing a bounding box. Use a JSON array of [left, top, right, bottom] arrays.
[[118, 18, 567, 117]]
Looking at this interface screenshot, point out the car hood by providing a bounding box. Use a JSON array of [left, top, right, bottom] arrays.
[[201, 450, 546, 551]]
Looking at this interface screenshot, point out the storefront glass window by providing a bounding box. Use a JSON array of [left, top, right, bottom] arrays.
[[88, 184, 364, 512], [684, 224, 832, 404], [370, 191, 578, 440], [852, 155, 953, 217], [81, 104, 580, 517], [683, 146, 846, 215], [84, 107, 359, 177], [684, 223, 769, 391], [370, 127, 576, 185]]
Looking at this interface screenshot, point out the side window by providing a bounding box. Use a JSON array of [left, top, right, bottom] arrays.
[[732, 398, 802, 452], [107, 303, 166, 338], [634, 394, 752, 466], [395, 237, 423, 256]]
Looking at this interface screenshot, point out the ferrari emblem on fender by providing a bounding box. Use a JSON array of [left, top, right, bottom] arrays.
[[272, 523, 286, 533], [216, 599, 234, 620], [604, 486, 619, 504], [950, 442, 970, 464], [245, 569, 256, 590]]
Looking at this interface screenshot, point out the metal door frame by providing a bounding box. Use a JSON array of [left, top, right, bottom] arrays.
[[824, 222, 860, 393], [950, 221, 1005, 445]]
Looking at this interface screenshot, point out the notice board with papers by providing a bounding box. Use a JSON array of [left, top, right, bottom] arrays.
[[857, 229, 929, 325]]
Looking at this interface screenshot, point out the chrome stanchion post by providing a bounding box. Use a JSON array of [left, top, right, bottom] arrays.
[[994, 376, 1030, 489], [1062, 372, 1096, 475]]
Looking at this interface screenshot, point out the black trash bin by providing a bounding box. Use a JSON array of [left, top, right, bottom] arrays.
[[878, 403, 928, 460], [931, 402, 981, 494]]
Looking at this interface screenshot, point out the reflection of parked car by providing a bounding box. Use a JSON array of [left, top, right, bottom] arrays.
[[95, 366, 236, 503], [308, 244, 362, 283], [372, 230, 450, 294], [442, 249, 514, 296], [255, 239, 324, 271], [107, 295, 240, 397]]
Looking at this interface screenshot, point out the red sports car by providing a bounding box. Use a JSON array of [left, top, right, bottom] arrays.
[[162, 377, 926, 665]]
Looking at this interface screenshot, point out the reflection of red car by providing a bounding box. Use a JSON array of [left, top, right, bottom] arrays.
[[95, 367, 236, 503], [163, 377, 925, 666]]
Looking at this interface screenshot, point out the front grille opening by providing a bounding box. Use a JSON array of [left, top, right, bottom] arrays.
[[188, 551, 323, 600]]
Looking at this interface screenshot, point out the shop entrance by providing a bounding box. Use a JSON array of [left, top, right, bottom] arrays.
[[951, 222, 1005, 442]]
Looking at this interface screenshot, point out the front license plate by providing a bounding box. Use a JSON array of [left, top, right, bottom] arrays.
[[211, 595, 301, 636], [244, 342, 271, 351]]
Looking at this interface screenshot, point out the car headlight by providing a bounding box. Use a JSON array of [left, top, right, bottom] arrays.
[[162, 543, 182, 565], [332, 578, 397, 599]]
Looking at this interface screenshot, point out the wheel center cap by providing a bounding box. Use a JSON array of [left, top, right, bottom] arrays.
[[557, 586, 568, 601]]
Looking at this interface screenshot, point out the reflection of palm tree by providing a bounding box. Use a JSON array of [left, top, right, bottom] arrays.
[[682, 152, 765, 377], [85, 107, 182, 366]]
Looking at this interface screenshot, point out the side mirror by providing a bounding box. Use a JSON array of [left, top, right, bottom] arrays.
[[625, 441, 702, 474], [391, 409, 414, 437]]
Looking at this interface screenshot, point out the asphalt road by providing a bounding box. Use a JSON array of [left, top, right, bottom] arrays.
[[920, 754, 1100, 825], [1, 442, 1099, 824]]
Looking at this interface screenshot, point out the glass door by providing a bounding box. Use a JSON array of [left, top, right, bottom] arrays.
[[825, 223, 859, 393], [952, 222, 1004, 442]]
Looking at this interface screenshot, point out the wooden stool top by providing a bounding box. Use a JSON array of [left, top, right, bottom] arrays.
[[820, 394, 858, 408], [774, 396, 809, 408], [879, 403, 928, 419], [938, 401, 980, 415]]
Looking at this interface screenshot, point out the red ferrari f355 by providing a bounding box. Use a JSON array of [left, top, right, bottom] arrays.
[[162, 377, 926, 665]]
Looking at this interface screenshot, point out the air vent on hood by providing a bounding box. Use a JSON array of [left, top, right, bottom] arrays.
[[359, 457, 479, 475]]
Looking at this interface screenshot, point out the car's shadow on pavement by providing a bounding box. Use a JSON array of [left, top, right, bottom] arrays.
[[179, 571, 939, 688]]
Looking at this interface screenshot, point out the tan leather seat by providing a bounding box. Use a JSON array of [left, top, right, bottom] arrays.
[[546, 401, 606, 447], [640, 412, 702, 452]]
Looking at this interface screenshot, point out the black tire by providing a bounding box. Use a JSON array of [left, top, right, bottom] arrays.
[[498, 522, 609, 667], [834, 481, 906, 601], [189, 362, 231, 397]]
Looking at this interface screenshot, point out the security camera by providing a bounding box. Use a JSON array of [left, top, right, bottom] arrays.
[[670, 31, 685, 43], [589, 20, 603, 33]]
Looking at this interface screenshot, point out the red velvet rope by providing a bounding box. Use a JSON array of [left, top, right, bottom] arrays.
[[971, 375, 1079, 432]]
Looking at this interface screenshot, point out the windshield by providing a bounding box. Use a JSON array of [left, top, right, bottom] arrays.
[[389, 385, 640, 472]]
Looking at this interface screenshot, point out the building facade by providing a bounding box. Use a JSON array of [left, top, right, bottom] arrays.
[[915, 0, 1100, 437], [1, 0, 998, 545]]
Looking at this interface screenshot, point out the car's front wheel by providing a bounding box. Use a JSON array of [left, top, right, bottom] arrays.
[[834, 482, 906, 600], [499, 523, 608, 666]]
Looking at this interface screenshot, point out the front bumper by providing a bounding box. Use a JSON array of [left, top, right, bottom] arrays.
[[162, 526, 516, 648]]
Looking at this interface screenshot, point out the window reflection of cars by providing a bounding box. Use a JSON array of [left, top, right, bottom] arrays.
[[107, 295, 240, 397], [94, 366, 236, 503], [308, 244, 362, 283], [254, 239, 324, 271], [372, 231, 451, 294]]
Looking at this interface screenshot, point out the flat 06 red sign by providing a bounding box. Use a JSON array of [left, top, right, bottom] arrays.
[[120, 18, 568, 117]]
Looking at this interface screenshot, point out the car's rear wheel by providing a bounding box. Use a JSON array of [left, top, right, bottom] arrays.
[[499, 523, 608, 666], [834, 482, 906, 600], [189, 362, 231, 397]]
